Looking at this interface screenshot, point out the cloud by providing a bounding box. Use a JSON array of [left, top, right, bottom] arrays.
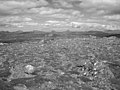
[[80, 0, 119, 7], [43, 0, 120, 16], [104, 15, 120, 20], [36, 0, 49, 6], [0, 1, 37, 10], [79, 0, 120, 15], [0, 0, 120, 17], [0, 0, 48, 16]]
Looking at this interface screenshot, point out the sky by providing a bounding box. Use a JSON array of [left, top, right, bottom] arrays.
[[0, 0, 120, 31], [0, 0, 120, 16]]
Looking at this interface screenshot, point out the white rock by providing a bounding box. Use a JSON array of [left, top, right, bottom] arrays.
[[25, 65, 35, 74]]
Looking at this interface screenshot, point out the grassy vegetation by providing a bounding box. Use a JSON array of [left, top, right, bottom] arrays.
[[0, 30, 120, 90]]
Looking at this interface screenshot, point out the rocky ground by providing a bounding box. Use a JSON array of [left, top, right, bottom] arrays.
[[0, 34, 120, 90]]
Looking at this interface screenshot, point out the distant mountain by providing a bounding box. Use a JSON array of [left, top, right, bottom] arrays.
[[0, 30, 120, 43]]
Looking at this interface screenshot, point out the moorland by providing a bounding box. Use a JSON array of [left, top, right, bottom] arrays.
[[0, 30, 120, 90]]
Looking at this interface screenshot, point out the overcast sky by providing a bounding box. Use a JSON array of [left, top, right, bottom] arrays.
[[0, 0, 120, 16]]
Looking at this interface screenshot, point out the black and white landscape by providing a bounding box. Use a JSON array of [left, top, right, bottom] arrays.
[[0, 0, 120, 90]]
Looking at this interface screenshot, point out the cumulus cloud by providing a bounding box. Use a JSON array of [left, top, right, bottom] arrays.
[[45, 0, 120, 15], [0, 0, 48, 16], [0, 0, 120, 17], [0, 1, 37, 10], [104, 15, 120, 20], [79, 0, 120, 15]]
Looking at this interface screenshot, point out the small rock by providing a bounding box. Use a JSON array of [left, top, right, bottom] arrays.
[[24, 65, 35, 74], [14, 85, 29, 90]]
